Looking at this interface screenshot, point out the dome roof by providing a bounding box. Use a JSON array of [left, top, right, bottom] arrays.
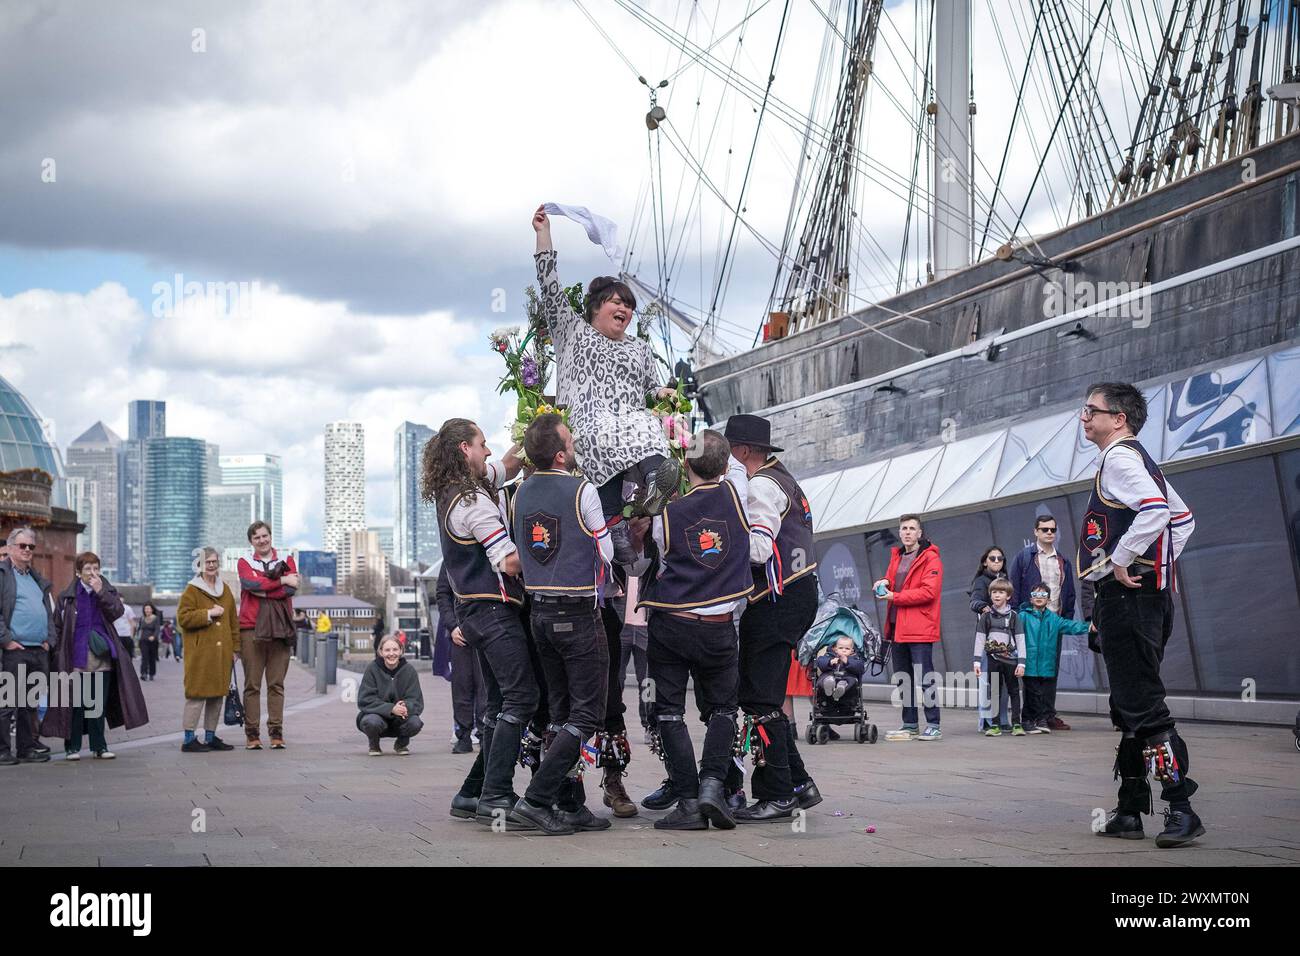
[[0, 373, 65, 481]]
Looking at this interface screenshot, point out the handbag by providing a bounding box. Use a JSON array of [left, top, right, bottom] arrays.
[[224, 664, 245, 726], [88, 630, 112, 658]]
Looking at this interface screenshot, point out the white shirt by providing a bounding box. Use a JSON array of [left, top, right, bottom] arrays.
[[724, 455, 779, 564], [446, 460, 517, 572], [1035, 546, 1062, 613], [1086, 438, 1195, 587]]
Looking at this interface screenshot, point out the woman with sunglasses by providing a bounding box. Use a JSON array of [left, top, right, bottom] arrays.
[[970, 547, 1010, 733]]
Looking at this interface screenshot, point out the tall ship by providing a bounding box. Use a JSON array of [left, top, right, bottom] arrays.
[[581, 0, 1300, 720]]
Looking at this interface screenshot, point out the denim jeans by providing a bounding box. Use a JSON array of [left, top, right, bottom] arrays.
[[0, 645, 46, 757], [358, 713, 424, 745], [524, 601, 608, 808], [459, 600, 539, 798], [890, 641, 940, 727]]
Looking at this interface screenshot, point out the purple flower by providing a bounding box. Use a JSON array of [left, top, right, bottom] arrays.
[[521, 357, 539, 387]]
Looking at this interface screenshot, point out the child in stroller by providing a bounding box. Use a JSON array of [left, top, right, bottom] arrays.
[[816, 637, 865, 701], [798, 595, 882, 745]]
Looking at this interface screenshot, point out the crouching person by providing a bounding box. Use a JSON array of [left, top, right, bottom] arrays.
[[357, 635, 425, 755]]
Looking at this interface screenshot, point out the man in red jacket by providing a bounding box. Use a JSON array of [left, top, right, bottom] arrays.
[[237, 520, 299, 750], [875, 514, 944, 741]]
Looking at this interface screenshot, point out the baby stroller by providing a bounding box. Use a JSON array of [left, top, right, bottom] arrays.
[[797, 593, 883, 745]]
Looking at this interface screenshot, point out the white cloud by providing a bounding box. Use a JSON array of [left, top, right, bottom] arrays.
[[0, 282, 513, 548]]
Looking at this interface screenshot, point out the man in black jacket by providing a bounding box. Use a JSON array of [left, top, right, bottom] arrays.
[[0, 527, 58, 764], [437, 564, 485, 754]]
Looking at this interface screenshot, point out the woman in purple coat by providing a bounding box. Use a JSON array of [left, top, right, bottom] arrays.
[[42, 551, 149, 759]]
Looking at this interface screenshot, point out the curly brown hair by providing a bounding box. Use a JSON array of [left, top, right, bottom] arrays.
[[420, 418, 486, 504]]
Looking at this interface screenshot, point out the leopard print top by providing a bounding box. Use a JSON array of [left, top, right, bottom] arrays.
[[535, 250, 668, 486]]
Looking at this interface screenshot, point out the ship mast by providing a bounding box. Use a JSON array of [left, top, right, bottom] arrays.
[[777, 0, 885, 335], [932, 0, 973, 279]]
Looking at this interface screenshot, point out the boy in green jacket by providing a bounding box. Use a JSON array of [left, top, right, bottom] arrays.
[[1020, 585, 1089, 734]]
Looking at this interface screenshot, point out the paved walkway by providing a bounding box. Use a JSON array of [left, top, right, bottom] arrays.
[[2, 656, 1297, 866]]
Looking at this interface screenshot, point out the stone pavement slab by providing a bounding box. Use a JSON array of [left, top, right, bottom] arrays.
[[2, 656, 1297, 866]]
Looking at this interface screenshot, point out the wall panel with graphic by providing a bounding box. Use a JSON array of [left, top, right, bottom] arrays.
[[813, 445, 1300, 698]]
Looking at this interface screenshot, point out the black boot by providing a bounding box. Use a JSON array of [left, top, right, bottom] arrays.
[[450, 792, 479, 819], [698, 777, 736, 830], [560, 805, 612, 831], [734, 797, 798, 823], [475, 792, 531, 828], [480, 718, 523, 799], [653, 797, 709, 830], [642, 777, 679, 810], [793, 780, 823, 810], [508, 798, 575, 835], [1100, 774, 1149, 839], [1155, 808, 1205, 848]]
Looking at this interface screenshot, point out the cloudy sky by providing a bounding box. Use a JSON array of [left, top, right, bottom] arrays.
[[0, 0, 1133, 548]]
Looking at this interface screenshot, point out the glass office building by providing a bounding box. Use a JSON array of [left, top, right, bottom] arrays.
[[144, 437, 207, 592]]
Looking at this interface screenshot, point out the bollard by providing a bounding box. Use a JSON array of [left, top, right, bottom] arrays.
[[324, 631, 339, 687], [304, 632, 314, 667], [314, 634, 327, 694], [296, 631, 308, 662]]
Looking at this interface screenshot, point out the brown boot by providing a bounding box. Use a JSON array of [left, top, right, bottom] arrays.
[[601, 768, 638, 818]]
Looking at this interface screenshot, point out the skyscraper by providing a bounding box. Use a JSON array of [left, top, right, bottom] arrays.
[[393, 421, 439, 570], [118, 438, 147, 582], [218, 453, 284, 543], [65, 421, 122, 576], [207, 484, 258, 563], [324, 422, 365, 556], [144, 437, 206, 592], [369, 524, 394, 563], [128, 400, 166, 440]]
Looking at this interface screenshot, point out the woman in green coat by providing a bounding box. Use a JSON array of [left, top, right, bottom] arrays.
[[176, 547, 240, 753]]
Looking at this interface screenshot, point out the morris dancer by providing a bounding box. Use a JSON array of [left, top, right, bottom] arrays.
[[631, 430, 752, 830], [723, 415, 823, 821], [506, 413, 615, 833], [1078, 383, 1202, 848], [423, 419, 540, 827]]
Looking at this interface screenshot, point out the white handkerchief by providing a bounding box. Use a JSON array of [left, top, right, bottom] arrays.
[[544, 202, 623, 261]]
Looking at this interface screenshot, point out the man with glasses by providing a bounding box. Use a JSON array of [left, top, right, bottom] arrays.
[[1008, 514, 1077, 730], [1077, 382, 1201, 848], [0, 528, 57, 765]]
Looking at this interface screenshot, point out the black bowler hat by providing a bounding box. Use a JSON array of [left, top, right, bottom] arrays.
[[723, 414, 784, 453]]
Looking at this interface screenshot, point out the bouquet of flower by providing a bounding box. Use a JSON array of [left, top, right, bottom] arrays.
[[650, 380, 694, 494], [489, 286, 575, 455]]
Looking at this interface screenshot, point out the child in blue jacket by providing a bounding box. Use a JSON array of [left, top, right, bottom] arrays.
[[1020, 584, 1089, 733]]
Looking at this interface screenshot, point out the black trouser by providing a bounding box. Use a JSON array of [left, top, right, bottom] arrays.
[[140, 639, 158, 678], [358, 713, 424, 745], [449, 637, 486, 739], [524, 600, 609, 808], [1095, 575, 1196, 806], [596, 454, 668, 519], [986, 662, 1021, 726], [600, 603, 626, 734], [1022, 676, 1052, 725], [647, 612, 739, 799], [0, 645, 46, 757], [456, 600, 539, 800], [619, 632, 650, 729], [738, 575, 817, 801]]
